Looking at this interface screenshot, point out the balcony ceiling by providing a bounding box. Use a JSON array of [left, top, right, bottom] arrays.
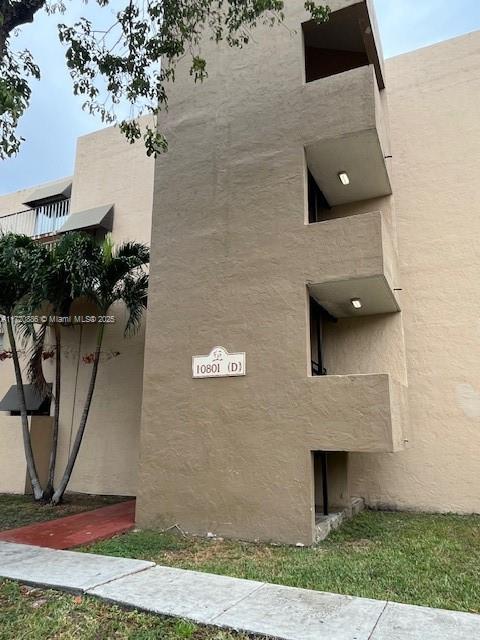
[[309, 274, 399, 318], [306, 129, 392, 206]]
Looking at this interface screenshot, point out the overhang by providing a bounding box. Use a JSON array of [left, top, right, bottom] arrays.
[[23, 178, 72, 207], [302, 60, 391, 207], [58, 204, 114, 234], [306, 128, 391, 206], [309, 274, 399, 318], [305, 211, 400, 317], [0, 384, 52, 413]]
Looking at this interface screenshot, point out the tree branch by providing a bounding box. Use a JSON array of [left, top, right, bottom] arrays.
[[1, 0, 47, 35]]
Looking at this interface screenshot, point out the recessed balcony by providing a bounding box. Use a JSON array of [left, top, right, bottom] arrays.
[[0, 199, 70, 239], [302, 1, 385, 89], [0, 200, 114, 242], [305, 373, 407, 453], [304, 210, 399, 317], [302, 64, 391, 206]]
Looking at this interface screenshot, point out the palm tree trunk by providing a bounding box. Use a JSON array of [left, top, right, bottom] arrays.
[[44, 323, 61, 500], [51, 323, 105, 505], [6, 317, 44, 501]]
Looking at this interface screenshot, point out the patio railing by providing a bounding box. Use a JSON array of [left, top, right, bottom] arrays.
[[0, 198, 70, 238]]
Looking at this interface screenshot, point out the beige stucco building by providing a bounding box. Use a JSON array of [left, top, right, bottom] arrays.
[[137, 1, 480, 545], [0, 122, 154, 495], [1, 0, 479, 546]]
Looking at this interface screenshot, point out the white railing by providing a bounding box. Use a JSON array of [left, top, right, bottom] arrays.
[[0, 198, 70, 238], [0, 208, 36, 236]]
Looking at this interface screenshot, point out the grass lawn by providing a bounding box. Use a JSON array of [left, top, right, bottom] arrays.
[[0, 580, 261, 640], [0, 493, 130, 532], [86, 510, 480, 614]]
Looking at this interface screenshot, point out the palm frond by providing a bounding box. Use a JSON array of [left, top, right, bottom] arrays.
[[15, 315, 40, 350], [96, 238, 150, 311], [101, 233, 115, 266], [120, 272, 149, 337], [115, 240, 150, 267]]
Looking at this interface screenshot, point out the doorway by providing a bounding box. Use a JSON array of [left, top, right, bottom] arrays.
[[313, 451, 350, 517], [309, 296, 336, 376]]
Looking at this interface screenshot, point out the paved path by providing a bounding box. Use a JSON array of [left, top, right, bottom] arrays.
[[0, 500, 135, 549], [0, 540, 479, 640]]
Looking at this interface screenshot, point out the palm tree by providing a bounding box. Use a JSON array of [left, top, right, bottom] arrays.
[[24, 232, 99, 500], [51, 234, 149, 504], [0, 233, 44, 500]]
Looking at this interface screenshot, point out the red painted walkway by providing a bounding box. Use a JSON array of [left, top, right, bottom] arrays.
[[0, 500, 135, 550]]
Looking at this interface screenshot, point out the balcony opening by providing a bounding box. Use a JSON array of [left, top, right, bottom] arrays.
[[302, 6, 370, 84], [306, 160, 383, 223], [313, 451, 350, 517], [309, 295, 336, 376]]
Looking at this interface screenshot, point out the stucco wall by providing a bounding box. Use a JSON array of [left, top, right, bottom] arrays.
[[0, 416, 28, 493], [0, 415, 53, 494], [53, 120, 154, 496], [349, 32, 480, 514], [137, 0, 407, 544], [69, 118, 154, 245], [54, 308, 146, 496]]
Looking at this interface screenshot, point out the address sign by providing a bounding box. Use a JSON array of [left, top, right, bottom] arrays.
[[192, 346, 246, 379]]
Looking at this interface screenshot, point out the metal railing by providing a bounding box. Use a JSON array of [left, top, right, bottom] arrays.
[[0, 198, 70, 238]]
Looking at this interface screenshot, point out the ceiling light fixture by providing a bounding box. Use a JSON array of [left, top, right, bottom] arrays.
[[351, 298, 362, 309], [338, 171, 350, 186]]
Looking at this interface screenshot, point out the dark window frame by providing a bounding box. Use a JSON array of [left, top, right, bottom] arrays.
[[309, 296, 336, 376], [307, 170, 331, 224]]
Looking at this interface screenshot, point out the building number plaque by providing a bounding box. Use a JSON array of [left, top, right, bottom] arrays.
[[192, 346, 246, 378]]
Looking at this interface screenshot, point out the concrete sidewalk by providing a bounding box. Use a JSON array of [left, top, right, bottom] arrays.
[[0, 541, 479, 640]]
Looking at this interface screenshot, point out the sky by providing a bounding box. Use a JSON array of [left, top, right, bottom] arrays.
[[1, 0, 480, 194]]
